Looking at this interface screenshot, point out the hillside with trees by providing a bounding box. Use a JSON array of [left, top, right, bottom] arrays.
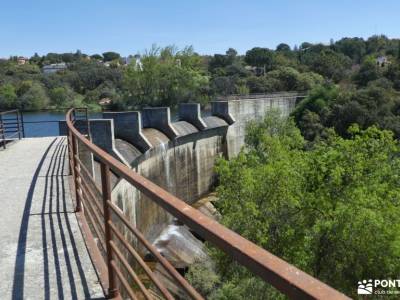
[[1, 35, 399, 131]]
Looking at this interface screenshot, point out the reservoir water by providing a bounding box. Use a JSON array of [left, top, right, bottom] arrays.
[[21, 111, 101, 137], [19, 108, 211, 138]]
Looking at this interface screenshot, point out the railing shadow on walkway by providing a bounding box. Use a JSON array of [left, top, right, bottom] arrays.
[[11, 137, 103, 300]]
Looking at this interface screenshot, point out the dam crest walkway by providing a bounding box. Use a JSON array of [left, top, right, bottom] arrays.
[[0, 137, 104, 299]]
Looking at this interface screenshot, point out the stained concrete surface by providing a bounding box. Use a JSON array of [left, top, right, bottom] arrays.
[[0, 137, 104, 299]]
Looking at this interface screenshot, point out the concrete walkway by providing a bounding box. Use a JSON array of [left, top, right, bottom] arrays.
[[0, 137, 104, 300]]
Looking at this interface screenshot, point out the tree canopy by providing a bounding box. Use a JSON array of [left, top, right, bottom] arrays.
[[1, 34, 400, 134], [187, 112, 400, 299]]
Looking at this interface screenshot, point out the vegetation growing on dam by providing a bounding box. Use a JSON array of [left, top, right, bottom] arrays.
[[186, 112, 400, 299]]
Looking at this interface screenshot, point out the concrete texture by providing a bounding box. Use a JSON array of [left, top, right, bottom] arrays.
[[211, 101, 235, 125], [141, 128, 170, 148], [109, 95, 298, 245], [112, 129, 226, 244], [102, 111, 151, 152], [178, 103, 207, 130], [142, 107, 178, 140], [89, 119, 129, 166], [0, 137, 104, 300], [90, 94, 298, 254], [59, 120, 89, 136], [221, 95, 297, 158], [172, 121, 199, 137]]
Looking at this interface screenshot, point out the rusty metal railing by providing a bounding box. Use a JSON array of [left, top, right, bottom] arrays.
[[66, 107, 350, 300], [0, 109, 24, 149]]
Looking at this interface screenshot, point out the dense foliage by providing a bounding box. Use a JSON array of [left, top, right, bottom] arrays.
[[0, 51, 122, 110], [120, 46, 209, 108], [186, 112, 400, 298], [2, 35, 399, 122]]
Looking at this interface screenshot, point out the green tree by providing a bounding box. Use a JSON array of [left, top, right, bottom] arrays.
[[204, 113, 400, 298], [49, 86, 75, 107], [17, 82, 49, 110], [209, 48, 239, 72], [276, 43, 291, 52], [366, 35, 389, 54], [244, 47, 275, 70], [90, 54, 103, 60], [292, 84, 338, 124], [264, 67, 323, 91], [102, 51, 121, 62], [123, 46, 209, 107], [354, 56, 381, 86], [0, 83, 17, 109], [308, 49, 351, 81], [334, 37, 366, 63]]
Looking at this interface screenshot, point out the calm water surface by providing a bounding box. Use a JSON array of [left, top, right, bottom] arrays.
[[20, 108, 211, 138], [22, 111, 100, 137]]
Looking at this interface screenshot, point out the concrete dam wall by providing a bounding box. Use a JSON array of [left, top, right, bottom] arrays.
[[82, 93, 299, 253]]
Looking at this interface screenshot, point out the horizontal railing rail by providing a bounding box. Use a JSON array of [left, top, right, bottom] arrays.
[[66, 107, 349, 300]]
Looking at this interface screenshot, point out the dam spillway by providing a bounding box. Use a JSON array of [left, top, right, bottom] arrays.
[[62, 93, 300, 265]]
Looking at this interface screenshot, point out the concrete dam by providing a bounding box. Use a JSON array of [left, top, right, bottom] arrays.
[[68, 93, 299, 275]]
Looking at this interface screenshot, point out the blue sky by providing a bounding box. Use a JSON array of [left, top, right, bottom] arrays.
[[1, 0, 399, 57]]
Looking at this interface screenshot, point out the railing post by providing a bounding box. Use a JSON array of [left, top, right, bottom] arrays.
[[16, 110, 21, 140], [0, 114, 6, 150], [68, 130, 73, 176], [20, 111, 25, 138], [71, 134, 82, 212], [101, 162, 119, 299]]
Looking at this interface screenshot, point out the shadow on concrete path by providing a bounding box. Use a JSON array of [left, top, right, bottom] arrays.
[[11, 137, 100, 300]]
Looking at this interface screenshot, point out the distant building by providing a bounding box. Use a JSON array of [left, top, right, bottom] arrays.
[[376, 56, 389, 67], [42, 63, 67, 74], [103, 61, 120, 67], [134, 54, 143, 71], [121, 55, 134, 65], [245, 65, 265, 76], [17, 56, 28, 65], [98, 98, 112, 106]]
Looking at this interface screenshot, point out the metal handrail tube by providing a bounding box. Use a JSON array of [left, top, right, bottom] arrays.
[[79, 191, 106, 251], [66, 108, 350, 300], [78, 175, 104, 216], [0, 109, 19, 115], [78, 180, 105, 233], [71, 134, 82, 212], [74, 154, 103, 196], [109, 241, 153, 300], [100, 162, 119, 299], [107, 200, 201, 299], [108, 221, 175, 300], [110, 260, 139, 300]]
